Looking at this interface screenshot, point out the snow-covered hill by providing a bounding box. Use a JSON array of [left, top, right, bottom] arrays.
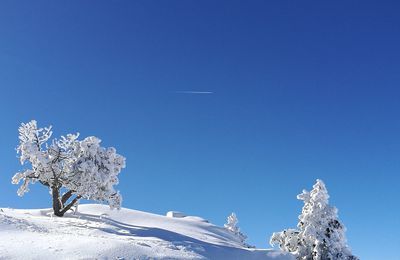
[[0, 204, 293, 260]]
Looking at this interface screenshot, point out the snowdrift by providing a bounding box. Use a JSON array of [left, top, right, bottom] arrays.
[[0, 204, 294, 260]]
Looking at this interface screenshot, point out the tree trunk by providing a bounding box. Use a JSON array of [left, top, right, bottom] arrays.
[[51, 186, 63, 217], [51, 186, 81, 217]]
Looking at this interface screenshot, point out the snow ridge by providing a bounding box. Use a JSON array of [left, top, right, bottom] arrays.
[[0, 204, 293, 260]]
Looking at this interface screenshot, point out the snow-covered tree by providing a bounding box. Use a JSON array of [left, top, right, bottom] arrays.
[[12, 120, 126, 217], [270, 180, 358, 260], [224, 213, 252, 248], [270, 229, 300, 253]]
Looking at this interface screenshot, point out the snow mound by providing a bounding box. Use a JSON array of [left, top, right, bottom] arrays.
[[166, 211, 187, 218], [0, 204, 294, 260]]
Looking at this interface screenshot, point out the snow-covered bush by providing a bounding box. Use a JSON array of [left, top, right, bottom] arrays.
[[12, 120, 126, 217], [270, 229, 300, 253], [224, 213, 252, 248], [270, 179, 358, 260]]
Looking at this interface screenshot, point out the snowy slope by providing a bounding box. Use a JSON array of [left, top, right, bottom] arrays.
[[0, 204, 294, 260]]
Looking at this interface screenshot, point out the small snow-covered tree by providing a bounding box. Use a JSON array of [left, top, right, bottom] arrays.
[[12, 120, 126, 217], [224, 213, 252, 248], [270, 180, 358, 260], [225, 213, 241, 234], [270, 229, 300, 253]]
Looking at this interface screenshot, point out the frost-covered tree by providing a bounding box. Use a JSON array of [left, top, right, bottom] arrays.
[[12, 120, 126, 217], [270, 180, 358, 260], [224, 213, 252, 248]]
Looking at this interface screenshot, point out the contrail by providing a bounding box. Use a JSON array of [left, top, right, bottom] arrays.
[[174, 91, 214, 94]]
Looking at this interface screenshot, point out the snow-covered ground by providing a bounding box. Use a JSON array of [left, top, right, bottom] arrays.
[[0, 204, 293, 260]]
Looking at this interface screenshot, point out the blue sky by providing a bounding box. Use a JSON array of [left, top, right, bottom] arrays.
[[0, 1, 399, 259]]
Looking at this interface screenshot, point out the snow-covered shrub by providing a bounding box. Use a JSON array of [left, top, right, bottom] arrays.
[[270, 179, 358, 260], [12, 120, 126, 217], [224, 213, 252, 248], [270, 229, 300, 253]]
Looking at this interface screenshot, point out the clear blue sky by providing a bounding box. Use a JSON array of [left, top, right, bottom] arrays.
[[0, 1, 399, 259]]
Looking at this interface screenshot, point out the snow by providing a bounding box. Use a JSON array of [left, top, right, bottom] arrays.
[[0, 204, 293, 260], [166, 211, 187, 218]]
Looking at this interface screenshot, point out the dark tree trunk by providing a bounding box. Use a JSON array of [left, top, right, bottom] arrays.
[[52, 187, 80, 217], [52, 185, 63, 217]]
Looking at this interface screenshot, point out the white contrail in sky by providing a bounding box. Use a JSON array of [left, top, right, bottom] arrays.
[[174, 91, 214, 94]]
